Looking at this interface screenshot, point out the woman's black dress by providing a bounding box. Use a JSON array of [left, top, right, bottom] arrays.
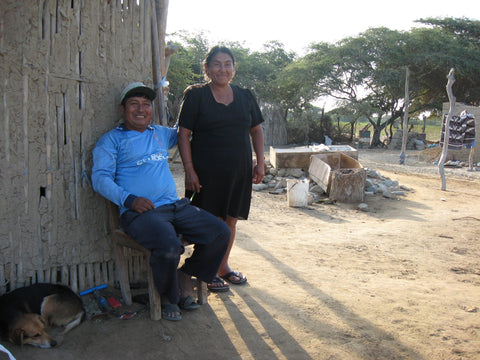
[[178, 83, 264, 220]]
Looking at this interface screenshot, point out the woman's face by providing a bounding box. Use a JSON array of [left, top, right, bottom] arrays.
[[205, 52, 235, 86]]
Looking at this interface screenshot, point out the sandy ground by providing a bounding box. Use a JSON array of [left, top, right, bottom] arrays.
[[1, 149, 480, 360]]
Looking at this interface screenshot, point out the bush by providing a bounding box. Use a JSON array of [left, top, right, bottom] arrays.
[[286, 109, 333, 145]]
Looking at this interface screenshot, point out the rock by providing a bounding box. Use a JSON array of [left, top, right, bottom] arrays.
[[252, 183, 268, 191], [268, 167, 278, 176], [275, 179, 287, 189], [376, 183, 389, 194], [263, 174, 274, 183], [259, 163, 410, 204], [357, 203, 369, 212], [384, 180, 399, 188], [269, 189, 284, 195], [287, 168, 305, 178], [382, 190, 394, 199], [366, 169, 382, 179], [414, 139, 426, 150], [365, 178, 375, 188], [309, 185, 324, 194]]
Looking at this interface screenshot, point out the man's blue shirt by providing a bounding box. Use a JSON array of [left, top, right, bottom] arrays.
[[92, 125, 179, 214]]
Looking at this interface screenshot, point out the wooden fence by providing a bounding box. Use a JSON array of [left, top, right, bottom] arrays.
[[0, 0, 154, 294]]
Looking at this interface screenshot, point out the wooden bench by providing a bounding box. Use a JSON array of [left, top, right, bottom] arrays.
[[105, 200, 208, 320]]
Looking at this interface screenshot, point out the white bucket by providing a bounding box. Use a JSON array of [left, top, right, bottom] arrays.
[[287, 179, 309, 207]]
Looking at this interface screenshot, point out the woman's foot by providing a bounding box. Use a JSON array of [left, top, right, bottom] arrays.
[[220, 270, 247, 285], [207, 276, 230, 292]]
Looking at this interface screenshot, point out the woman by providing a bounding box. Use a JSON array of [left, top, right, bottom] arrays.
[[177, 45, 265, 292]]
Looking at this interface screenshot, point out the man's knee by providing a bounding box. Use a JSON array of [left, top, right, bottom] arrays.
[[150, 243, 183, 263]]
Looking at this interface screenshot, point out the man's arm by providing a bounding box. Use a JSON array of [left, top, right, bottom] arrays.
[[91, 135, 131, 208]]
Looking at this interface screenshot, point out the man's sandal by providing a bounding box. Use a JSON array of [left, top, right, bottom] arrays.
[[161, 303, 182, 321], [178, 295, 200, 310]]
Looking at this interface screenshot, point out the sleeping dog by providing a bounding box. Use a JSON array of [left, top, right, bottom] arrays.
[[0, 283, 85, 348]]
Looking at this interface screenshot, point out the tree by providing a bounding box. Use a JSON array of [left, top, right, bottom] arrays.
[[415, 17, 480, 105], [166, 19, 480, 147], [230, 41, 296, 145], [165, 31, 210, 124], [295, 19, 480, 146]]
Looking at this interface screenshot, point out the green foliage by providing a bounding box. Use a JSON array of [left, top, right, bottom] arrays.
[[166, 18, 480, 146], [166, 31, 209, 100], [286, 107, 333, 144]]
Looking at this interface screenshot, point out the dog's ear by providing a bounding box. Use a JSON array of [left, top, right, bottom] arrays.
[[10, 328, 25, 346]]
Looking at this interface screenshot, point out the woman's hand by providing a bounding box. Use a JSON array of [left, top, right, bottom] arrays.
[[184, 167, 202, 193], [252, 162, 266, 184]]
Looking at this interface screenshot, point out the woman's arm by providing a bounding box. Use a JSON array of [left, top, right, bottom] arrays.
[[250, 124, 265, 184]]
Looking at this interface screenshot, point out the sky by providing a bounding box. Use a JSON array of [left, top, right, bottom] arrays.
[[166, 0, 478, 55]]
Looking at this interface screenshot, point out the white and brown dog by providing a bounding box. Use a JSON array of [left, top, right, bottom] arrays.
[[0, 283, 85, 348]]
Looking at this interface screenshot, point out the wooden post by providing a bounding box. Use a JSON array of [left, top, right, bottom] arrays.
[[468, 146, 475, 171], [439, 68, 456, 191], [155, 0, 169, 125], [399, 67, 410, 164], [150, 0, 165, 125]]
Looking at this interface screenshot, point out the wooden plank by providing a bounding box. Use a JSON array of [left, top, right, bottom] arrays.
[[329, 168, 366, 203], [309, 153, 366, 202], [308, 155, 332, 193], [86, 263, 94, 289], [270, 145, 358, 169], [78, 263, 86, 292]]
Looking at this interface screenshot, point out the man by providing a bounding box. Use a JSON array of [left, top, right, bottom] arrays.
[[92, 82, 230, 321]]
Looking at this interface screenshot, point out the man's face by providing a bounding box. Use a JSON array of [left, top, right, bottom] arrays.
[[120, 96, 153, 132]]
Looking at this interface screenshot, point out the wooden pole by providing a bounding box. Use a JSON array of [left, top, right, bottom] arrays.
[[439, 68, 456, 191], [399, 67, 410, 165], [155, 0, 169, 124], [150, 0, 165, 125]]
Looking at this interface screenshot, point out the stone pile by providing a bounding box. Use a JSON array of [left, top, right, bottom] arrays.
[[388, 131, 426, 150], [253, 161, 411, 211]]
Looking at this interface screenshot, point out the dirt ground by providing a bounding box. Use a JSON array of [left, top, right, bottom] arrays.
[[1, 149, 479, 360]]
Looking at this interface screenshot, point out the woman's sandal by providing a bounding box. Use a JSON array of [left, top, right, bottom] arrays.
[[220, 271, 247, 285], [178, 295, 200, 310], [161, 303, 182, 321], [207, 276, 230, 292]]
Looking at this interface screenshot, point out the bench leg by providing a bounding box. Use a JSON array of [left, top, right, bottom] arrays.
[[196, 279, 208, 305], [146, 265, 162, 320], [113, 243, 133, 306]]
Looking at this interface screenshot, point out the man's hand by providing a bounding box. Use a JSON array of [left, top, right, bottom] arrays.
[[131, 197, 155, 213]]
